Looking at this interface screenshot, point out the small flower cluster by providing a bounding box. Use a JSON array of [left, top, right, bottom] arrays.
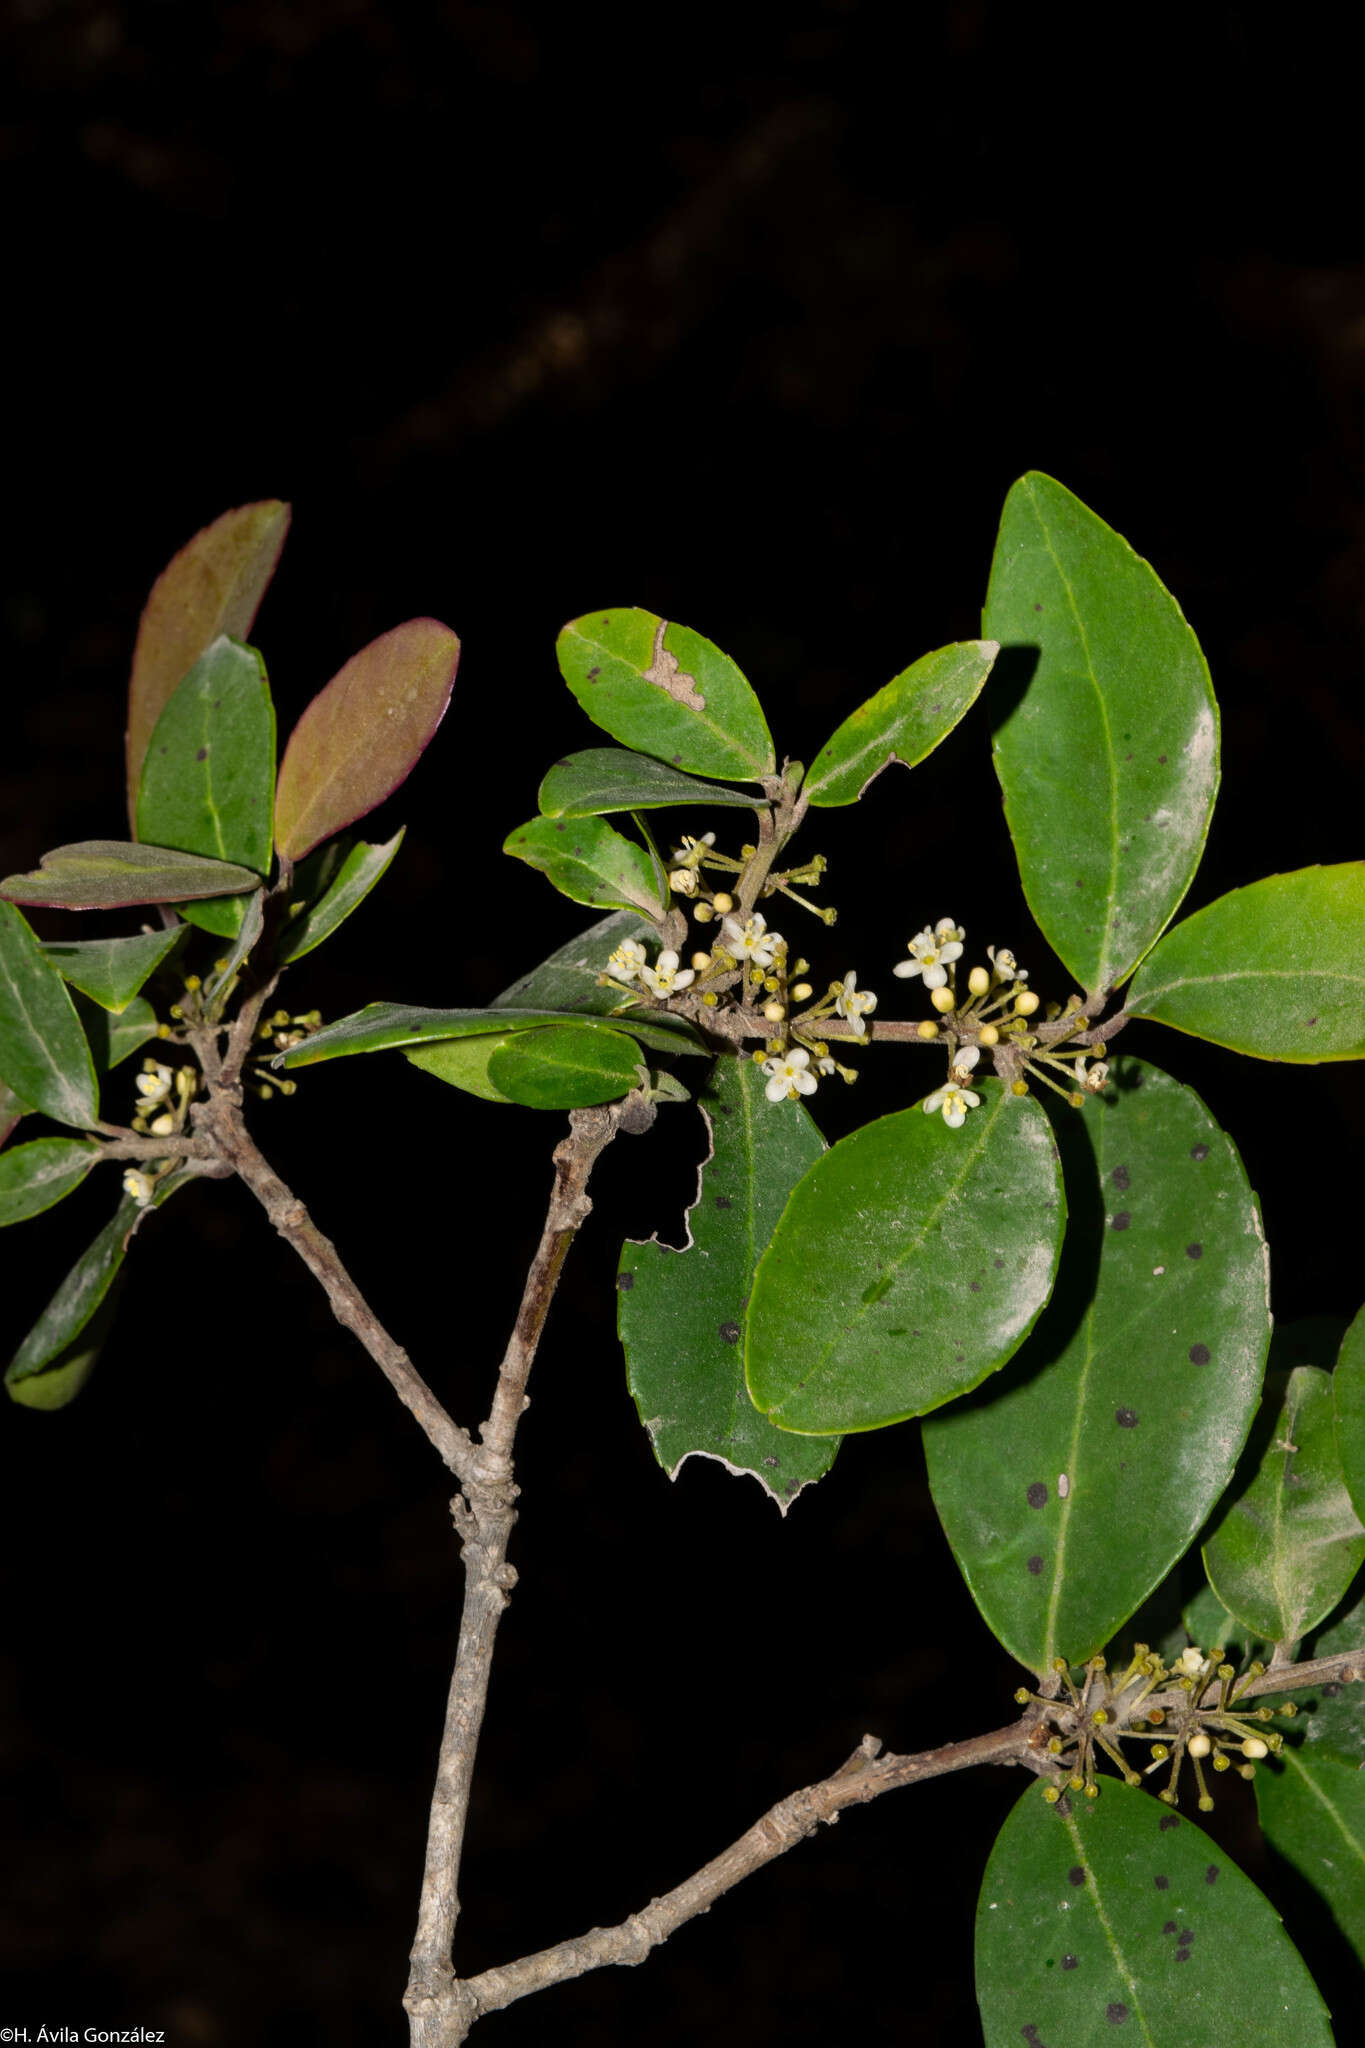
[[122, 1057, 200, 1207], [1018, 1644, 1296, 1812], [668, 831, 836, 929], [250, 1007, 322, 1099]]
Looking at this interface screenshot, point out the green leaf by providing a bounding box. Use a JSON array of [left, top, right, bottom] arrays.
[[136, 635, 276, 938], [0, 1137, 102, 1227], [619, 1057, 837, 1509], [744, 1081, 1064, 1435], [986, 472, 1220, 995], [1126, 864, 1365, 1061], [557, 609, 775, 781], [201, 890, 265, 1011], [1, 840, 263, 911], [1204, 1367, 1365, 1646], [1335, 1305, 1365, 1525], [1179, 1576, 1270, 1669], [486, 1023, 642, 1108], [0, 901, 100, 1128], [0, 1077, 25, 1147], [1255, 1745, 1365, 1973], [537, 747, 760, 818], [5, 1284, 123, 1411], [976, 1778, 1332, 2048], [276, 830, 404, 964], [41, 928, 185, 1012], [278, 1001, 702, 1070], [405, 1034, 520, 1103], [923, 1058, 1271, 1674], [804, 640, 998, 807], [273, 618, 459, 861], [503, 814, 666, 917], [80, 995, 161, 1073], [490, 908, 656, 1015], [126, 499, 290, 826]]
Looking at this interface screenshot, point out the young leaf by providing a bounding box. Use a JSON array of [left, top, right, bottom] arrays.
[[503, 814, 665, 917], [537, 747, 759, 818], [277, 1001, 702, 1070], [1, 840, 262, 910], [80, 996, 160, 1073], [557, 609, 775, 781], [804, 640, 998, 807], [1204, 1367, 1365, 1646], [744, 1082, 1064, 1435], [0, 1138, 102, 1227], [0, 1078, 25, 1148], [1334, 1304, 1365, 1524], [0, 902, 100, 1129], [986, 472, 1219, 995], [923, 1059, 1270, 1674], [1126, 864, 1365, 1060], [41, 928, 185, 1013], [620, 1057, 837, 1510], [273, 619, 459, 861], [406, 1033, 520, 1104], [976, 1779, 1333, 2048], [276, 830, 404, 965], [486, 1023, 642, 1109], [490, 907, 656, 1015], [126, 499, 290, 825], [135, 635, 276, 938]]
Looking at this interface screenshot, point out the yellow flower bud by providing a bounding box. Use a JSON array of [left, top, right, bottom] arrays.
[[967, 966, 990, 997], [791, 982, 813, 1002], [763, 1002, 785, 1023], [694, 902, 714, 923], [978, 1023, 999, 1047], [1241, 1737, 1268, 1760], [1012, 1079, 1030, 1096], [917, 1019, 939, 1040], [691, 952, 711, 971], [1187, 1733, 1212, 1759], [930, 986, 956, 1013], [712, 892, 734, 914], [1014, 990, 1040, 1016]]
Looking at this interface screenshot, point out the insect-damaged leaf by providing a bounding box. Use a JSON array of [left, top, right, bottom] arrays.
[[0, 841, 262, 911], [0, 1137, 102, 1228], [924, 1059, 1270, 1675], [125, 499, 290, 826], [804, 640, 998, 806], [986, 472, 1219, 996], [276, 830, 404, 965], [0, 902, 100, 1130], [503, 814, 666, 917], [745, 1082, 1064, 1435], [537, 747, 759, 819], [557, 609, 775, 781], [40, 928, 185, 1013], [976, 1779, 1332, 2048], [620, 1057, 837, 1509], [136, 635, 276, 938], [273, 618, 459, 861], [1126, 864, 1365, 1061]]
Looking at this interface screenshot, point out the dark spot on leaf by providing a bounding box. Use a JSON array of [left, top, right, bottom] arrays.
[[1027, 1482, 1049, 1509], [1174, 1949, 1191, 1962], [1067, 1865, 1086, 1887], [994, 1257, 1004, 1269], [1116, 1407, 1139, 1428], [1158, 754, 1167, 764], [763, 1455, 778, 1468], [672, 754, 683, 764], [1075, 877, 1084, 888], [1177, 1930, 1193, 1948], [718, 1321, 741, 1344], [1061, 1955, 1077, 1970], [1162, 1920, 1177, 1935], [970, 1279, 982, 1292], [1154, 1874, 1169, 1890], [586, 666, 600, 680], [1205, 1864, 1219, 1884], [1186, 1242, 1203, 1260], [1021, 2028, 1049, 2047], [1324, 1682, 1343, 1697], [1159, 1814, 1180, 1830], [1027, 1554, 1044, 1575], [1111, 1212, 1131, 1231], [714, 1196, 731, 1209], [195, 746, 208, 761], [1191, 1143, 1209, 1162], [1034, 602, 1043, 612], [1112, 1164, 1130, 1191], [862, 1274, 893, 1306], [1189, 1344, 1211, 1366], [1106, 2004, 1129, 2025], [617, 1272, 634, 1290]]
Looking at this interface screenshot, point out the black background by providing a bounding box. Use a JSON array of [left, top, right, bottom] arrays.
[[3, 4, 1364, 2042]]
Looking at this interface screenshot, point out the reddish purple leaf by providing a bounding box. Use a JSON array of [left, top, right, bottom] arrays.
[[126, 500, 291, 826], [273, 619, 460, 861]]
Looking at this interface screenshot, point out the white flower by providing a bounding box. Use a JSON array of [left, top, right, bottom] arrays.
[[893, 921, 964, 989], [639, 948, 696, 997], [134, 1062, 174, 1106], [923, 1082, 980, 1129], [816, 1054, 838, 1076], [722, 911, 783, 968], [1174, 1646, 1205, 1678], [762, 1046, 818, 1102], [668, 867, 698, 897], [1077, 1056, 1109, 1093], [986, 945, 1026, 985], [670, 830, 716, 865], [607, 938, 648, 983], [122, 1169, 155, 1207], [949, 1044, 980, 1082], [834, 970, 877, 1038]]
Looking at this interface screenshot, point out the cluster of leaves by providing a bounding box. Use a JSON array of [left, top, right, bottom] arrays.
[[4, 480, 1365, 2041]]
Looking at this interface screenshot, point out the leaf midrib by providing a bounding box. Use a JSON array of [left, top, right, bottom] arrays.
[[1061, 1809, 1158, 2048]]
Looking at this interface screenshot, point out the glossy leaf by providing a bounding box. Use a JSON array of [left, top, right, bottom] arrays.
[[0, 1078, 24, 1148], [276, 830, 404, 964], [804, 640, 998, 806], [80, 995, 160, 1073], [0, 902, 100, 1129], [1127, 864, 1365, 1060], [504, 814, 665, 917], [273, 618, 459, 861], [537, 747, 759, 818], [277, 1001, 701, 1070], [1335, 1305, 1365, 1525], [126, 499, 289, 825], [201, 891, 264, 1010], [136, 635, 276, 938], [620, 1057, 837, 1510], [976, 1778, 1332, 2048], [1178, 1576, 1270, 1669], [924, 1058, 1270, 1674], [487, 1023, 642, 1108], [0, 1138, 102, 1227], [745, 1082, 1064, 1435], [557, 608, 774, 781], [1204, 1367, 1365, 1646], [406, 1033, 520, 1104], [41, 928, 185, 1013], [1, 840, 262, 911], [986, 472, 1219, 995], [6, 1285, 123, 1412], [490, 908, 656, 1015], [1256, 1745, 1365, 1972]]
